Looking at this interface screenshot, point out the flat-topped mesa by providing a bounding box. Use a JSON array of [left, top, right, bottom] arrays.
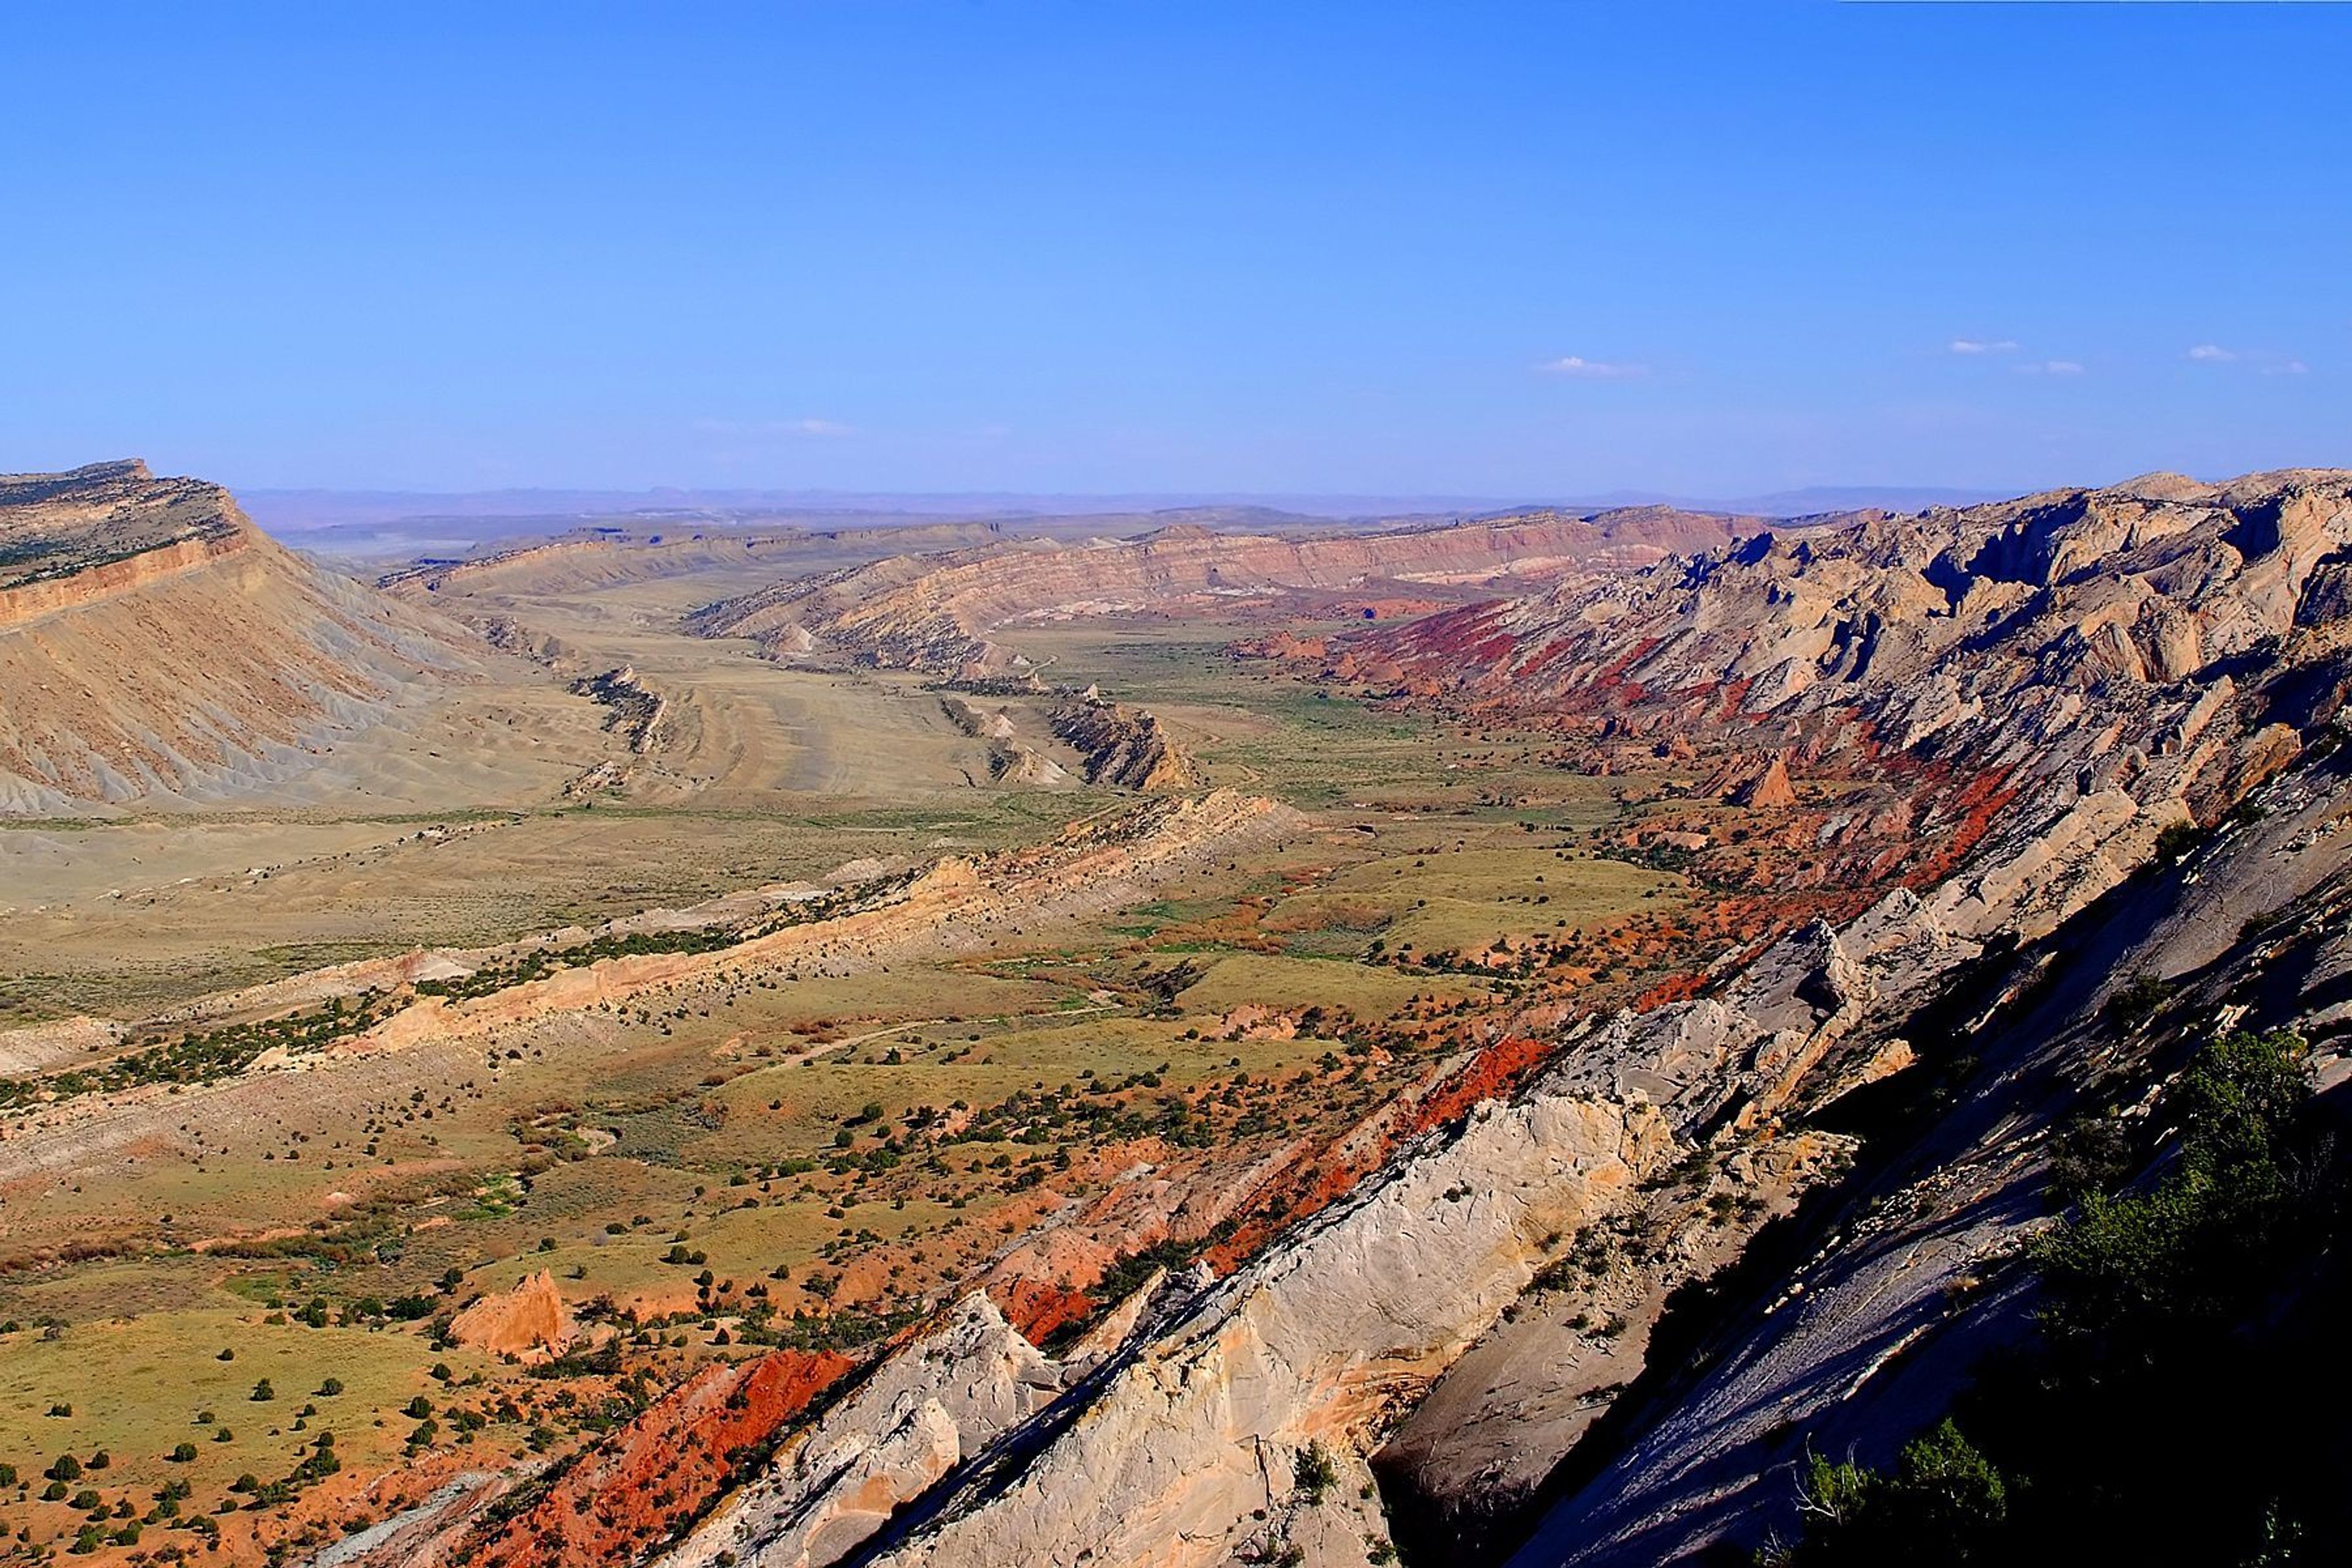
[[0, 459, 257, 624], [0, 459, 482, 809], [689, 505, 1754, 673]]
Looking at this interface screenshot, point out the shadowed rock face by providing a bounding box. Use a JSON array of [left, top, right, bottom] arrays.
[[0, 459, 482, 810]]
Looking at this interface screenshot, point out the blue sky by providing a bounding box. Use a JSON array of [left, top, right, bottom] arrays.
[[4, 2, 2347, 498]]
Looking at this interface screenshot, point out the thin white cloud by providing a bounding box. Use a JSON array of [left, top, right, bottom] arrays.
[[1948, 338, 2019, 355], [2015, 360, 2085, 376], [695, 416, 858, 437], [1540, 355, 1649, 380], [2189, 345, 2310, 375]]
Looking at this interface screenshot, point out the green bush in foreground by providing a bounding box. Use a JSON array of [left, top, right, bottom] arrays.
[[1768, 1028, 2348, 1566]]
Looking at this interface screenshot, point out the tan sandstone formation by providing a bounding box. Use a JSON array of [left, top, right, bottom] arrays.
[[0, 459, 483, 810], [448, 1268, 574, 1357]]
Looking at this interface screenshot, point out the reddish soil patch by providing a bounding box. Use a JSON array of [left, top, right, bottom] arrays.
[[464, 1349, 851, 1567], [993, 1276, 1097, 1346], [1203, 1035, 1555, 1273]]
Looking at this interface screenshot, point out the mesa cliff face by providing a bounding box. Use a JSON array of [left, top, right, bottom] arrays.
[[0, 460, 482, 810], [690, 508, 1749, 673]]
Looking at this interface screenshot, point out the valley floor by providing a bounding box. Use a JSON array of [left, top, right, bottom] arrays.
[[0, 565, 1714, 1568]]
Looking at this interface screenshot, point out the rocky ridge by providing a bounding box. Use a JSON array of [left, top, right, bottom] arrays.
[[0, 790, 1306, 1175], [382, 521, 1013, 599], [609, 470, 2352, 1568], [1048, 692, 1204, 792], [1268, 472, 2352, 916], [690, 508, 1751, 673]]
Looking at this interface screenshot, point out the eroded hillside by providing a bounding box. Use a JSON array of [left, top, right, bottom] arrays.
[[0, 462, 499, 810], [690, 507, 1751, 673]]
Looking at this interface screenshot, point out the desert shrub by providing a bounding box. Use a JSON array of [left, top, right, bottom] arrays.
[[2033, 1028, 2315, 1348], [1292, 1442, 1338, 1504], [1769, 1420, 2008, 1566], [2102, 971, 2174, 1033], [2044, 1110, 2134, 1207], [2150, 820, 2206, 864], [1770, 1027, 2348, 1566]]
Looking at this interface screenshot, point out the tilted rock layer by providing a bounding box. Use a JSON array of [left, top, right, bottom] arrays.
[[1299, 470, 2352, 925], [1049, 695, 1204, 792], [629, 472, 2352, 1568], [691, 508, 1750, 672]]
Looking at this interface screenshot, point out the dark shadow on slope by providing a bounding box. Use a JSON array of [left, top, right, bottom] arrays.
[[1420, 783, 2316, 1567]]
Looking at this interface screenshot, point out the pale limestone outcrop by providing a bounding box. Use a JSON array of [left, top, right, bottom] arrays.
[[662, 1295, 1063, 1568], [853, 1093, 1675, 1568], [0, 1016, 123, 1076], [1373, 1127, 1849, 1553]]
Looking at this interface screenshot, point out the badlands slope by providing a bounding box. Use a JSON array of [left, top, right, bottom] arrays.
[[0, 461, 500, 812]]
